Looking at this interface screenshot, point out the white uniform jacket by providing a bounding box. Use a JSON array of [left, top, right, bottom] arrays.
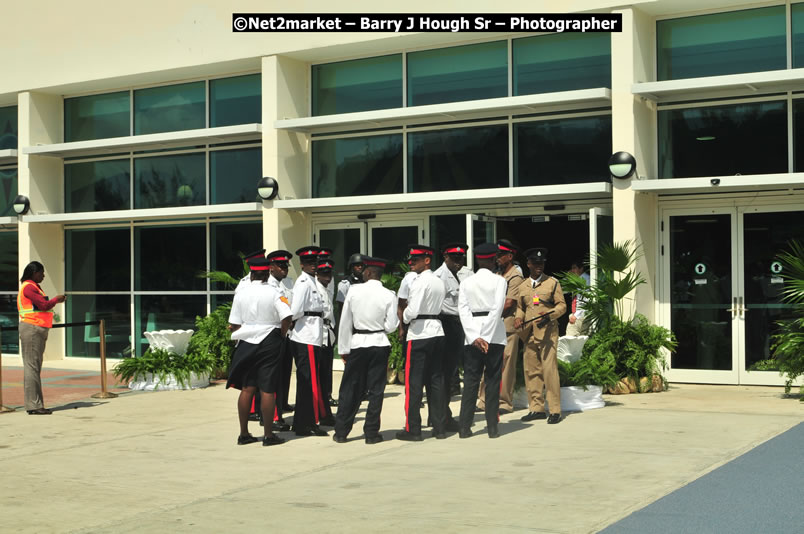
[[338, 279, 399, 354], [289, 271, 324, 346], [317, 278, 336, 347], [402, 269, 446, 341], [267, 274, 293, 301], [397, 271, 418, 301], [458, 268, 507, 346], [434, 263, 473, 316], [234, 274, 251, 295], [229, 282, 292, 345]]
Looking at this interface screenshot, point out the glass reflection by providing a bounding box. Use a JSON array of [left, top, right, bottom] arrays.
[[65, 159, 130, 212], [312, 134, 402, 198], [135, 224, 205, 291], [134, 82, 205, 135], [134, 153, 205, 208], [313, 55, 402, 116], [66, 294, 131, 358]]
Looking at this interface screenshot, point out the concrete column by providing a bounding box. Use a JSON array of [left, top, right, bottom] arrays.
[[610, 7, 659, 323], [261, 55, 310, 279], [17, 91, 65, 360]]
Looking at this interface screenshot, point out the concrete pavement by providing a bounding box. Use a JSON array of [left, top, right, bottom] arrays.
[[0, 361, 801, 533]]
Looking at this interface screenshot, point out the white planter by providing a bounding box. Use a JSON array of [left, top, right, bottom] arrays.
[[517, 385, 605, 412], [129, 371, 210, 391], [143, 329, 194, 355], [557, 335, 589, 363]]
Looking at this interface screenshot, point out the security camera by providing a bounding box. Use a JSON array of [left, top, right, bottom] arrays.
[[710, 178, 720, 186]]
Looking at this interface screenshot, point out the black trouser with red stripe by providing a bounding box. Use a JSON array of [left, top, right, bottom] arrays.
[[319, 344, 334, 410], [291, 341, 326, 431], [404, 336, 446, 436], [459, 342, 504, 432], [334, 346, 390, 439], [439, 315, 464, 422], [278, 336, 293, 411]]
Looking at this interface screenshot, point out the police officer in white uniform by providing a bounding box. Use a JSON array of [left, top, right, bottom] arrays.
[[457, 243, 507, 439], [266, 249, 294, 426], [227, 258, 292, 446], [397, 244, 447, 441], [315, 258, 336, 426], [333, 256, 399, 444], [336, 253, 365, 307], [289, 245, 328, 437], [234, 249, 265, 295]]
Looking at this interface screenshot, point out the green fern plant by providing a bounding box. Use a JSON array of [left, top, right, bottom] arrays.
[[113, 347, 215, 387], [185, 303, 235, 378]]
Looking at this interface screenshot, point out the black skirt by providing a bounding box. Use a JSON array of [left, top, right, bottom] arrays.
[[226, 330, 283, 391]]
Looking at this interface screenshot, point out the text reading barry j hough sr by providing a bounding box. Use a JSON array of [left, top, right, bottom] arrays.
[[232, 14, 622, 33]]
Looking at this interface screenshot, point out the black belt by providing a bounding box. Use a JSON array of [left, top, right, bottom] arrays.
[[303, 311, 323, 317], [414, 314, 441, 320], [353, 328, 384, 335], [472, 311, 490, 317], [439, 314, 460, 321]]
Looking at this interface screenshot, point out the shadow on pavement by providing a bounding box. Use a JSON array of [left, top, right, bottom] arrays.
[[52, 401, 108, 412]]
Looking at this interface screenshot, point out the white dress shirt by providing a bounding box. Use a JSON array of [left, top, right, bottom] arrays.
[[574, 272, 591, 319], [289, 271, 324, 346], [397, 271, 418, 300], [434, 263, 473, 316], [228, 282, 292, 345], [458, 268, 507, 346], [317, 278, 336, 347], [234, 274, 251, 295], [402, 269, 446, 340], [267, 274, 293, 301], [338, 279, 399, 354]]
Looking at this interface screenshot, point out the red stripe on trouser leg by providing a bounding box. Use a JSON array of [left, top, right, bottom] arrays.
[[404, 340, 412, 432], [273, 404, 279, 422], [250, 396, 256, 414], [308, 344, 321, 424]]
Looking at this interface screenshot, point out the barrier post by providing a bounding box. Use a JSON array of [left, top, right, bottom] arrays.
[[91, 319, 118, 399], [0, 327, 17, 413]]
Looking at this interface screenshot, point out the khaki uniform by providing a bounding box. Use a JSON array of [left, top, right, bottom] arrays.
[[477, 266, 523, 412], [515, 275, 567, 414]]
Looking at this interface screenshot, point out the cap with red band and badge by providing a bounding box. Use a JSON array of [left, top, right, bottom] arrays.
[[296, 246, 322, 262]]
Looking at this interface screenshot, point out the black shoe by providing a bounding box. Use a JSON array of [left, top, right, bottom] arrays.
[[248, 412, 260, 422], [450, 385, 461, 397], [459, 428, 472, 439], [237, 434, 259, 445], [488, 426, 500, 439], [445, 418, 460, 432], [434, 432, 447, 440], [499, 408, 513, 415], [547, 413, 562, 425], [262, 434, 285, 446], [365, 435, 384, 445], [395, 430, 423, 442], [272, 421, 291, 432], [27, 408, 53, 415], [332, 434, 347, 444], [294, 426, 328, 437], [283, 404, 295, 413], [328, 396, 339, 407], [319, 415, 336, 427], [475, 405, 484, 413], [521, 411, 547, 422]]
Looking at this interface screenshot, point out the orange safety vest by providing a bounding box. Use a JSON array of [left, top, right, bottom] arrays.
[[17, 280, 54, 328]]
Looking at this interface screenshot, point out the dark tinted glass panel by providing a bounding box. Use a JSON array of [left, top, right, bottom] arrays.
[[210, 148, 261, 204], [134, 82, 205, 135], [793, 3, 804, 68], [0, 294, 19, 354], [658, 101, 787, 178], [313, 55, 402, 116], [211, 293, 234, 311], [408, 41, 507, 106], [319, 228, 362, 286], [513, 33, 611, 95], [210, 221, 262, 289], [0, 106, 17, 149], [65, 159, 130, 212], [515, 115, 612, 186], [0, 167, 17, 217], [64, 92, 129, 142], [312, 134, 403, 198], [210, 74, 261, 127], [657, 7, 786, 81], [0, 231, 18, 291], [134, 295, 206, 356], [66, 295, 131, 358], [371, 226, 418, 277], [66, 228, 130, 291], [792, 99, 804, 171], [134, 153, 205, 208], [430, 214, 466, 265], [134, 224, 205, 291], [408, 125, 508, 193]]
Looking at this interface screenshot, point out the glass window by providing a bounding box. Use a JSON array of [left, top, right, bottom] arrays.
[[65, 295, 131, 358], [134, 224, 205, 291], [0, 231, 18, 291], [64, 92, 130, 142], [135, 295, 206, 355], [0, 294, 19, 354], [210, 148, 261, 204], [407, 41, 508, 107], [66, 228, 130, 291], [408, 125, 508, 193], [658, 101, 787, 178], [210, 221, 262, 289], [65, 159, 130, 212], [0, 167, 17, 217], [134, 153, 205, 208], [793, 3, 804, 68], [134, 82, 205, 135], [793, 99, 804, 171], [513, 33, 611, 95], [312, 55, 403, 116], [515, 115, 612, 186], [210, 74, 261, 127], [312, 134, 403, 198], [0, 106, 17, 149], [657, 6, 786, 81]]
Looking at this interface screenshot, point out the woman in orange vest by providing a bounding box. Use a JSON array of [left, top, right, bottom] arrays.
[[17, 261, 66, 415]]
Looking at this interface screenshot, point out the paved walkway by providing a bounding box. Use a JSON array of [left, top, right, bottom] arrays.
[[0, 359, 802, 533]]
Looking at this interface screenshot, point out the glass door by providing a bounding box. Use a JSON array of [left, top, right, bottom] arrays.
[[367, 219, 426, 275], [588, 207, 613, 285], [466, 214, 496, 269], [313, 222, 366, 291]]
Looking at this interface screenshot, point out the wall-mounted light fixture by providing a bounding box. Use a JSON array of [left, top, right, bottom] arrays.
[[608, 151, 637, 179], [13, 194, 30, 215], [257, 177, 279, 200]]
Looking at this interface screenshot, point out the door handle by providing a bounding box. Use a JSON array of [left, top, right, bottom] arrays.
[[738, 296, 746, 318], [726, 297, 738, 318]]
